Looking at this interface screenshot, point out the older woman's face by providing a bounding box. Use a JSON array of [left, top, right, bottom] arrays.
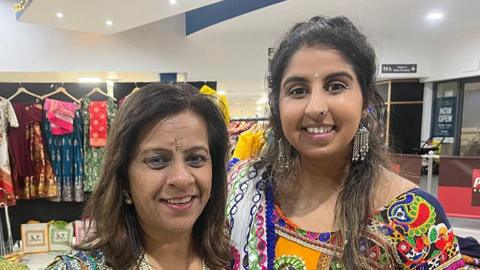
[[128, 110, 212, 236]]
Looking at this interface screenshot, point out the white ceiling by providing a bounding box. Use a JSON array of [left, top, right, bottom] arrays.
[[18, 0, 221, 34], [16, 0, 480, 38], [190, 0, 480, 39]]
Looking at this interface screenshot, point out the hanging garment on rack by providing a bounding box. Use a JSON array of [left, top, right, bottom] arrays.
[[8, 103, 57, 199], [199, 85, 231, 124], [0, 99, 19, 205], [231, 130, 265, 160], [88, 101, 108, 147], [8, 104, 37, 179], [43, 99, 84, 202], [82, 97, 117, 193], [228, 120, 267, 171], [45, 98, 79, 135], [228, 120, 255, 136]]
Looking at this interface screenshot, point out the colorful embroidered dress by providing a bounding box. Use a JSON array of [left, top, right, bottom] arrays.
[[43, 100, 84, 202], [0, 99, 19, 205], [82, 97, 116, 193], [47, 249, 113, 270], [9, 103, 57, 199], [227, 160, 466, 270], [46, 249, 210, 270]]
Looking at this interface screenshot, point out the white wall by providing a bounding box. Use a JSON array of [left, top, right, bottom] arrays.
[[0, 4, 187, 73], [373, 36, 432, 80], [0, 1, 273, 117], [426, 34, 480, 82], [0, 1, 272, 81]]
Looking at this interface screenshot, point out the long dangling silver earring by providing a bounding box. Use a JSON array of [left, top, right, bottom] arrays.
[[275, 138, 293, 174], [352, 120, 369, 162]]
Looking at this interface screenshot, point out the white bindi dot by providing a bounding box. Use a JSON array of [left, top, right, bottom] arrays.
[[313, 72, 320, 78]]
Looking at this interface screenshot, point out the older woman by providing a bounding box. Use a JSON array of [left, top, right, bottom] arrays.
[[48, 83, 230, 269], [227, 16, 465, 269]]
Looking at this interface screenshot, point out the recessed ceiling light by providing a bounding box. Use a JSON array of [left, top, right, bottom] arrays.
[[426, 12, 444, 20], [170, 0, 177, 4], [106, 20, 113, 26], [56, 12, 64, 18]]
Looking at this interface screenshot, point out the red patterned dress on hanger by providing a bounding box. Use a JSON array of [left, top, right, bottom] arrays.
[[8, 103, 57, 199]]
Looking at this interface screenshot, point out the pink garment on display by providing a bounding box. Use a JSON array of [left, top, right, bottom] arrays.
[[44, 98, 79, 135]]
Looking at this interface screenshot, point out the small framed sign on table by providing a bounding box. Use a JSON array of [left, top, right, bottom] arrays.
[[49, 220, 74, 251], [21, 222, 49, 253]]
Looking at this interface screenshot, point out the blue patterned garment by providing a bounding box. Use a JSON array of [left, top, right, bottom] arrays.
[[43, 108, 84, 202], [46, 249, 109, 270], [46, 249, 152, 270]]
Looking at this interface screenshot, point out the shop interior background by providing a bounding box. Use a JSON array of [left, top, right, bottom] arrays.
[[1, 0, 479, 268]]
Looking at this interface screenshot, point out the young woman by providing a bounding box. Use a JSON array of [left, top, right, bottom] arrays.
[[227, 16, 465, 269]]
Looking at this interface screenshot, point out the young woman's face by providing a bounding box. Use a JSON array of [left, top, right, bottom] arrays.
[[279, 47, 364, 162], [128, 110, 212, 236]]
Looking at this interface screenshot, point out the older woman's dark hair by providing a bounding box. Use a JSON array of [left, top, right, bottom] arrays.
[[265, 16, 388, 269], [79, 83, 230, 269]]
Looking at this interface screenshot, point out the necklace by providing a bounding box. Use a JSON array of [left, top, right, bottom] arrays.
[[142, 253, 208, 270]]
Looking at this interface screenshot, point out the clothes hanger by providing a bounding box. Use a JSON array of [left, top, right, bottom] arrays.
[[131, 82, 141, 93], [83, 87, 117, 101], [8, 83, 44, 101], [42, 83, 80, 104]]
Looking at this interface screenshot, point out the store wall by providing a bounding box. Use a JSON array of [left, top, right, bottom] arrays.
[[3, 0, 477, 117], [0, 2, 433, 79], [427, 34, 480, 82], [0, 2, 272, 86], [373, 36, 432, 80]]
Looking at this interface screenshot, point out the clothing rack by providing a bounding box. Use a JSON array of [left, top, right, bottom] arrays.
[[230, 117, 269, 122]]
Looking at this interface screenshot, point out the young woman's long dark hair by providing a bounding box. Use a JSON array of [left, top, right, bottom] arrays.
[[264, 16, 390, 269], [79, 83, 231, 269]]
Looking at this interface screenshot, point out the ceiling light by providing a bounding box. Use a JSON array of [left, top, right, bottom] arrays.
[[106, 20, 113, 26], [426, 12, 444, 20], [78, 77, 102, 83], [169, 0, 177, 4], [56, 12, 64, 18]]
